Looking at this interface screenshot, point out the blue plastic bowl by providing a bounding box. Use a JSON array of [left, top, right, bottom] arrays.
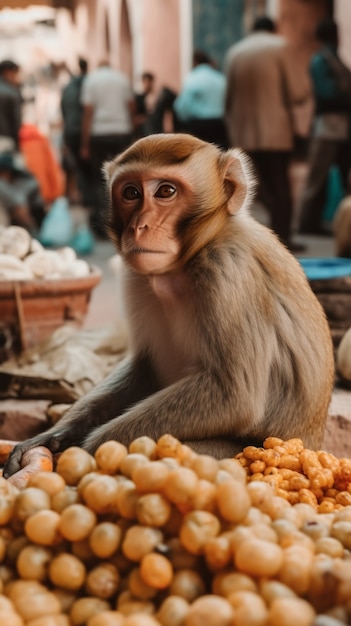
[[298, 257, 351, 281]]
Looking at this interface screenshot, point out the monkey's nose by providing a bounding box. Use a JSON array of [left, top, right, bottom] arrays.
[[129, 221, 148, 235]]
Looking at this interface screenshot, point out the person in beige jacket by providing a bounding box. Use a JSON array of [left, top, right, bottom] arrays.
[[224, 16, 309, 252]]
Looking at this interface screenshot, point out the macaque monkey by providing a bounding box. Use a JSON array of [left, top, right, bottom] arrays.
[[4, 133, 334, 475]]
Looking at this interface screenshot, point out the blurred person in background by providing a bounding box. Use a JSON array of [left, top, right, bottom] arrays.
[[298, 17, 351, 236], [61, 58, 93, 208], [80, 60, 135, 237], [133, 71, 156, 139], [0, 151, 45, 230], [225, 16, 309, 252], [173, 49, 228, 149], [19, 123, 65, 209], [0, 59, 22, 152], [0, 59, 46, 230]]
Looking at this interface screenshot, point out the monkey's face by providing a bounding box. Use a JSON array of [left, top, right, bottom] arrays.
[[111, 173, 188, 275], [106, 133, 255, 274]]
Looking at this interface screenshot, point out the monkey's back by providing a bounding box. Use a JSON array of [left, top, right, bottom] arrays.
[[225, 216, 334, 448]]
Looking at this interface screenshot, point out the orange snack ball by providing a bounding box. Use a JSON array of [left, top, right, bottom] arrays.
[[49, 553, 86, 591], [87, 612, 125, 626], [216, 479, 251, 523], [132, 461, 170, 493], [116, 480, 139, 519], [89, 522, 122, 559], [169, 569, 206, 602], [136, 493, 171, 527], [157, 595, 189, 626], [129, 437, 158, 459], [58, 503, 96, 541], [14, 488, 51, 523], [24, 510, 62, 546], [156, 434, 184, 459], [27, 472, 66, 496], [85, 564, 120, 599], [16, 545, 52, 581], [234, 537, 284, 578], [69, 598, 111, 626], [180, 510, 220, 555], [55, 447, 96, 485], [82, 475, 120, 515], [120, 454, 149, 479], [185, 595, 233, 626], [51, 486, 80, 513], [162, 467, 198, 510], [204, 534, 232, 571], [94, 441, 128, 474], [122, 526, 163, 562], [8, 580, 61, 622], [139, 553, 173, 589], [227, 590, 268, 626], [268, 597, 315, 626]]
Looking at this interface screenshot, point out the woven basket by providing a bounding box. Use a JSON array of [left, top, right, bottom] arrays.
[[0, 266, 101, 362]]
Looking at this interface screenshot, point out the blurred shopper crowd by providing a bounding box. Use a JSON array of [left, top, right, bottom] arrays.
[[0, 14, 351, 256]]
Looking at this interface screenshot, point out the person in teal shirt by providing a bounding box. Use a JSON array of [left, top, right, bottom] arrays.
[[173, 50, 228, 149]]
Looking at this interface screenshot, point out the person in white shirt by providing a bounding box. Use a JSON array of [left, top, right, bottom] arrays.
[[80, 60, 135, 237]]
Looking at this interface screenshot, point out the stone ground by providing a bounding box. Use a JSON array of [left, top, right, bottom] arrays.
[[72, 162, 351, 458]]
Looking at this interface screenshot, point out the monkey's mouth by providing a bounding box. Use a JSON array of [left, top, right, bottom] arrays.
[[130, 248, 164, 254]]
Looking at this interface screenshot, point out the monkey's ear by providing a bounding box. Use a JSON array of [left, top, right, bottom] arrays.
[[222, 149, 256, 215], [102, 159, 116, 186]]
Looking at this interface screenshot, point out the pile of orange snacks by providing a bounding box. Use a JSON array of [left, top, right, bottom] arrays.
[[236, 437, 351, 512], [0, 434, 350, 626]]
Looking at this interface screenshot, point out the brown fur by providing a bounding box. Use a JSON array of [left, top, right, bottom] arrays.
[[3, 134, 335, 474]]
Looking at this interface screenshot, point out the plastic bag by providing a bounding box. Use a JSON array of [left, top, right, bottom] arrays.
[[38, 196, 74, 247], [69, 224, 95, 255]]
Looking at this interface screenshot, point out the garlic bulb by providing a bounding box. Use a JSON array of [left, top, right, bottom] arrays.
[[0, 226, 31, 259]]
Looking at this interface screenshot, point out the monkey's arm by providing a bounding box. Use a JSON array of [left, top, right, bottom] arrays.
[[82, 367, 245, 455], [3, 354, 160, 477]]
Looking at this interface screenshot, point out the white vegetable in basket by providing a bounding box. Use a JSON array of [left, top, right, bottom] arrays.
[[0, 226, 31, 258], [337, 327, 351, 381], [23, 250, 66, 279], [30, 238, 44, 253], [57, 246, 77, 264], [61, 259, 90, 278], [0, 253, 33, 280]]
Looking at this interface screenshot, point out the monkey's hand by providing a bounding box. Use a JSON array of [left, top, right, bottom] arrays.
[[2, 428, 75, 478]]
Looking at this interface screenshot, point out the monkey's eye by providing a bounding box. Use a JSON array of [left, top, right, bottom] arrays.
[[122, 185, 141, 200], [155, 183, 177, 199]]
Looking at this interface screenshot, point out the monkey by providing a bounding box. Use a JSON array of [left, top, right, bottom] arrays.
[[3, 133, 335, 476]]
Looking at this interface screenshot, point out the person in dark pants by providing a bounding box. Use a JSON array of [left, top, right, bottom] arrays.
[[298, 18, 351, 235], [224, 17, 310, 252], [0, 59, 22, 150], [61, 58, 93, 208]]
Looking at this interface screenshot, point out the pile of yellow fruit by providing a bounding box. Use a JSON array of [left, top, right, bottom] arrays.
[[0, 434, 350, 626]]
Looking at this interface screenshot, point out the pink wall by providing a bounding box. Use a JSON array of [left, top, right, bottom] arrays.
[[140, 0, 181, 94], [335, 0, 351, 68]]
